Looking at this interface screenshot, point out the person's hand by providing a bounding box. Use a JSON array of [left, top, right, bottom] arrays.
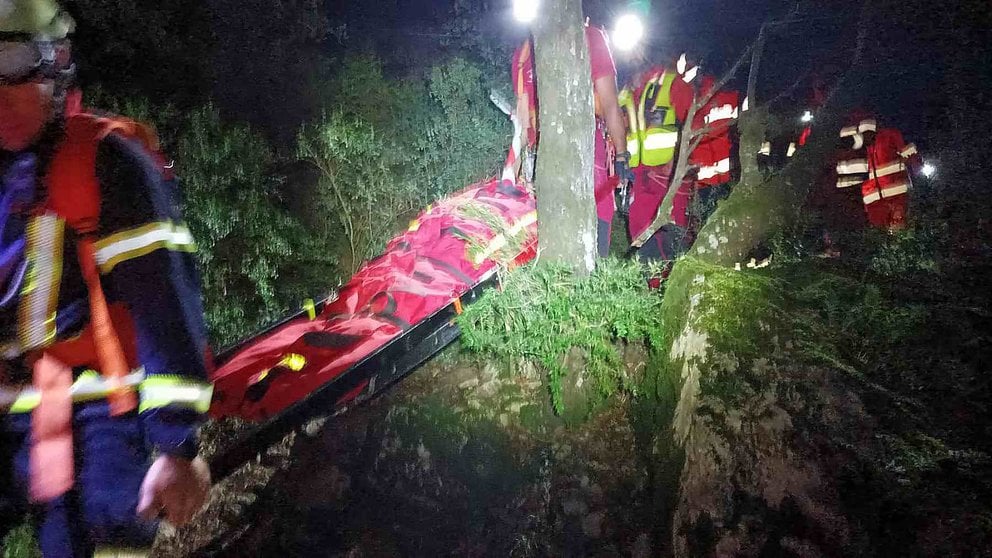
[[137, 454, 211, 526], [614, 151, 635, 186]]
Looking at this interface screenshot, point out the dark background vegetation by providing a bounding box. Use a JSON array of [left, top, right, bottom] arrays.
[[55, 0, 992, 347]]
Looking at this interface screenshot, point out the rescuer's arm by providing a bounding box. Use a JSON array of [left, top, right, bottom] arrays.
[[94, 134, 212, 525], [594, 75, 627, 158], [515, 92, 532, 176]]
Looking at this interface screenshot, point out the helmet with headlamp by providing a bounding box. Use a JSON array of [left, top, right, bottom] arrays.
[[0, 0, 74, 86]]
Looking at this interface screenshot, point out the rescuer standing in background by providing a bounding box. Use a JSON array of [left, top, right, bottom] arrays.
[[618, 61, 694, 262], [511, 22, 630, 258]]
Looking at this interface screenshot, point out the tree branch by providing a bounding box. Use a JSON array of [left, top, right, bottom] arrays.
[[746, 24, 767, 108], [764, 68, 811, 108]]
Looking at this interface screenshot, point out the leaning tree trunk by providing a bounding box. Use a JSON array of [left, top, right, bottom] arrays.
[[655, 8, 872, 553], [533, 0, 597, 275]]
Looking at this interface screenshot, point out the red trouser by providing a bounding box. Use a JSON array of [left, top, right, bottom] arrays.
[[628, 163, 693, 261], [864, 194, 908, 230], [593, 122, 616, 257], [628, 163, 691, 240]]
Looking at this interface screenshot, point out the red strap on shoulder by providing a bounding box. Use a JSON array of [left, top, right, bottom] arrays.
[[45, 113, 163, 232], [45, 114, 110, 233]]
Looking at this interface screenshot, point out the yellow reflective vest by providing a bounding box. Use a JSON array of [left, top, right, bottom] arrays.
[[619, 71, 681, 168]]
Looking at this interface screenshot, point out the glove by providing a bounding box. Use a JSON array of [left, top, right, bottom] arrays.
[[614, 152, 635, 216], [615, 181, 633, 216], [614, 151, 636, 186]]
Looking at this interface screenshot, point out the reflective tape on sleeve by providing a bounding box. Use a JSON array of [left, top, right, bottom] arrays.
[[836, 159, 869, 174], [880, 182, 909, 198], [138, 376, 213, 414], [93, 222, 196, 274], [836, 175, 864, 189], [874, 161, 906, 178], [705, 104, 739, 124], [863, 191, 881, 205], [698, 158, 732, 180], [4, 369, 145, 414], [899, 143, 918, 158]]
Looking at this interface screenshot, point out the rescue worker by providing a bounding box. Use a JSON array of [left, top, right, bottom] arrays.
[[511, 23, 630, 257], [0, 1, 212, 555], [808, 111, 874, 256], [618, 61, 693, 261], [858, 123, 921, 230], [689, 74, 740, 220]]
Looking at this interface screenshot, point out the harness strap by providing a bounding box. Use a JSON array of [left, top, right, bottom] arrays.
[[77, 236, 135, 415]]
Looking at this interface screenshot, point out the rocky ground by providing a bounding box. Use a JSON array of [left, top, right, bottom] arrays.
[[151, 228, 992, 558]]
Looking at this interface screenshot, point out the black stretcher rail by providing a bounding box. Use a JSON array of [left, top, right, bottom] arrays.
[[208, 273, 498, 482]]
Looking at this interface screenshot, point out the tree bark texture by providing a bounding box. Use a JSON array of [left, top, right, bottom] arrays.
[[533, 0, 597, 275]]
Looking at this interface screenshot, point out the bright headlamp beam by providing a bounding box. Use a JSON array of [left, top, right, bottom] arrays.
[[801, 110, 814, 123], [612, 13, 644, 52], [513, 0, 539, 23], [921, 162, 936, 178]]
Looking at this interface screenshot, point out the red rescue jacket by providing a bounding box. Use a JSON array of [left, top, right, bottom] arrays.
[[861, 128, 920, 206]]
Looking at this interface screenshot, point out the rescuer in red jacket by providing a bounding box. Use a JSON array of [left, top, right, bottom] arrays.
[[859, 126, 921, 230], [689, 74, 740, 220], [511, 24, 629, 257]]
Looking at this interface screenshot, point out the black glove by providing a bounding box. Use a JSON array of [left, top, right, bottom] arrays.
[[614, 151, 636, 185], [614, 152, 635, 216]]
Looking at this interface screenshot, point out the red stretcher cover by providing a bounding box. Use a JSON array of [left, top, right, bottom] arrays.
[[209, 179, 537, 421]]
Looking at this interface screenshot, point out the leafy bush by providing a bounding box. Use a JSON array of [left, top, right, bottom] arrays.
[[297, 112, 417, 274], [457, 259, 665, 413], [1, 522, 39, 558], [298, 54, 509, 271], [865, 225, 943, 277], [179, 106, 336, 346], [792, 272, 927, 377], [87, 93, 336, 346]]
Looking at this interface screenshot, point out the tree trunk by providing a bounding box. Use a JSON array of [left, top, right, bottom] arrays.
[[533, 0, 597, 275]]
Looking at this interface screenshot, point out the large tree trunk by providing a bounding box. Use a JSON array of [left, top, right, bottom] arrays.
[[532, 0, 597, 275]]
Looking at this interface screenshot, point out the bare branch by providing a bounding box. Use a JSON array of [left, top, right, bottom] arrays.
[[765, 68, 811, 108], [746, 24, 767, 107], [691, 125, 716, 140], [689, 133, 706, 155], [696, 42, 753, 114]]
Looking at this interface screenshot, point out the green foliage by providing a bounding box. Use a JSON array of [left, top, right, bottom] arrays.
[[1, 522, 39, 558], [299, 54, 509, 270], [865, 225, 942, 277], [297, 112, 415, 274], [457, 259, 665, 413], [417, 58, 509, 196], [180, 105, 335, 345], [95, 93, 335, 346], [792, 273, 927, 372]]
